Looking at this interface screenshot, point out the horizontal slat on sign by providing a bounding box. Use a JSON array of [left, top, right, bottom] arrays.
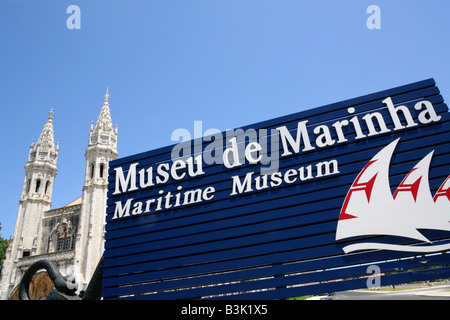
[[103, 233, 450, 293], [103, 227, 450, 293], [104, 239, 450, 298], [104, 207, 340, 259], [104, 243, 450, 299], [104, 79, 450, 299], [104, 218, 338, 270], [206, 265, 450, 300], [109, 252, 450, 300]]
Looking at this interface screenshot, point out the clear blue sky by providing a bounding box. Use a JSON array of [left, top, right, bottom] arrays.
[[1, 0, 450, 239]]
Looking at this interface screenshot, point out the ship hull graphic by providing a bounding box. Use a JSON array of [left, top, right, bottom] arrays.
[[336, 138, 450, 253]]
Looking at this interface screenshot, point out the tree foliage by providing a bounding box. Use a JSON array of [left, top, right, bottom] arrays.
[[0, 223, 8, 270]]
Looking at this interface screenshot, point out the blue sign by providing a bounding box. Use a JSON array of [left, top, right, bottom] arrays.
[[104, 78, 450, 299]]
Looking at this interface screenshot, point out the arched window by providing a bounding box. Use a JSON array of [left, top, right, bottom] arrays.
[[26, 179, 31, 192], [99, 163, 105, 178], [35, 179, 41, 193], [57, 227, 72, 251], [90, 163, 95, 179], [49, 223, 73, 252], [45, 181, 51, 195]]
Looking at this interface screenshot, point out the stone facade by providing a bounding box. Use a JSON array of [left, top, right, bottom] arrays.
[[0, 90, 118, 299]]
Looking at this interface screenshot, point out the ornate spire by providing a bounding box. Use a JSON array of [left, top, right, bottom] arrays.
[[28, 109, 58, 165], [88, 88, 118, 153], [36, 109, 56, 151]]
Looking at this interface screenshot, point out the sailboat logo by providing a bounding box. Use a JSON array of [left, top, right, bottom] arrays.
[[336, 138, 450, 253]]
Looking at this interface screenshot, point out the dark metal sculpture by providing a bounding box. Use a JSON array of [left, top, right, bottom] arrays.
[[19, 256, 103, 300]]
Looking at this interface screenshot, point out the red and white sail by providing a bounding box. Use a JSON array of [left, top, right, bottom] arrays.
[[336, 139, 450, 253]]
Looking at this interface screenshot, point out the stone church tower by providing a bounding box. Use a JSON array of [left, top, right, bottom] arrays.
[[74, 88, 118, 290], [0, 90, 118, 299]]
